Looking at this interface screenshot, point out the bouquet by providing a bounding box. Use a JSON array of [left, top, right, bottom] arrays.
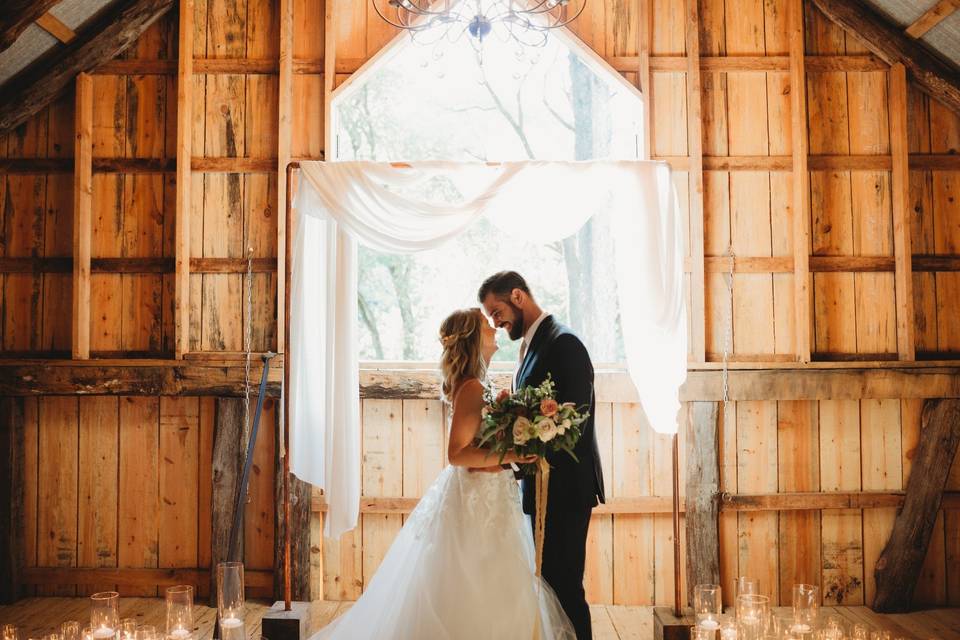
[[476, 374, 589, 475]]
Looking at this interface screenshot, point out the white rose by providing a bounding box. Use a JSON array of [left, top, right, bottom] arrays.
[[558, 419, 572, 435], [513, 416, 533, 445], [538, 417, 559, 442]]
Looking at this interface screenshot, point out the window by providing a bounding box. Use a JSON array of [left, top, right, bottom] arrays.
[[333, 30, 644, 364]]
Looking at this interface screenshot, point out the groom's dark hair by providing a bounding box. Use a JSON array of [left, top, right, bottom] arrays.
[[477, 271, 533, 302]]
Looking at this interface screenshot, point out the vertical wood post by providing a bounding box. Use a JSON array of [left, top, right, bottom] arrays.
[[638, 0, 652, 159], [684, 0, 705, 363], [789, 0, 811, 363], [274, 419, 311, 602], [685, 401, 721, 601], [888, 62, 915, 361], [277, 0, 293, 353], [873, 399, 960, 612], [210, 398, 244, 606], [0, 397, 25, 604], [174, 0, 194, 359], [72, 72, 92, 360]]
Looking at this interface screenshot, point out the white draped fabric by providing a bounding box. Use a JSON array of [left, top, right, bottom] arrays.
[[291, 160, 687, 538]]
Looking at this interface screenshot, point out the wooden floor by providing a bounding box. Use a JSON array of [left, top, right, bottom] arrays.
[[0, 599, 958, 639]]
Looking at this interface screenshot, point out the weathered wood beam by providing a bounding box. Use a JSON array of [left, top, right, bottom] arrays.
[[73, 73, 93, 360], [277, 0, 293, 354], [174, 0, 194, 359], [0, 0, 61, 52], [274, 426, 311, 601], [0, 363, 282, 396], [211, 399, 244, 606], [790, 0, 812, 363], [809, 0, 960, 116], [35, 12, 77, 45], [309, 491, 960, 515], [682, 367, 960, 401], [685, 0, 706, 362], [904, 0, 959, 39], [873, 399, 960, 612], [0, 0, 176, 134], [725, 490, 960, 511], [20, 566, 273, 588], [0, 398, 25, 604], [684, 402, 720, 603], [889, 63, 916, 360]]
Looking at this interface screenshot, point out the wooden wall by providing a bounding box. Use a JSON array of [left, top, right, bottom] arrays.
[[0, 0, 959, 608], [18, 395, 276, 598]]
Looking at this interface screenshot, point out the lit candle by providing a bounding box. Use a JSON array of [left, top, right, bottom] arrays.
[[220, 619, 242, 629], [91, 630, 114, 640], [699, 618, 720, 631], [168, 631, 190, 640]]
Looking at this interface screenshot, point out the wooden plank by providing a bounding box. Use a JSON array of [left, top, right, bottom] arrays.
[[889, 63, 915, 360], [0, 0, 176, 134], [361, 399, 403, 589], [277, 0, 292, 353], [776, 401, 821, 599], [612, 403, 655, 604], [585, 403, 614, 604], [860, 399, 902, 605], [159, 398, 199, 579], [873, 399, 960, 612], [324, 0, 336, 153], [244, 397, 276, 598], [819, 400, 865, 606], [789, 0, 811, 362], [77, 397, 119, 595], [118, 397, 160, 596], [19, 567, 273, 588], [197, 397, 214, 596], [21, 399, 38, 596], [685, 0, 705, 362], [274, 421, 312, 600], [35, 12, 77, 44], [37, 398, 78, 596], [0, 398, 25, 603], [809, 0, 960, 117], [211, 398, 244, 603], [736, 401, 780, 601], [174, 0, 194, 358], [684, 402, 719, 600], [904, 0, 959, 39]]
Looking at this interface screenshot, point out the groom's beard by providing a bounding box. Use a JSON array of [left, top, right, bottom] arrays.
[[507, 302, 524, 341]]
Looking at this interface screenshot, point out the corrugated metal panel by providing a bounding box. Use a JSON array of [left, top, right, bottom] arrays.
[[49, 0, 118, 31], [0, 24, 58, 87], [865, 0, 931, 27], [923, 12, 960, 68]]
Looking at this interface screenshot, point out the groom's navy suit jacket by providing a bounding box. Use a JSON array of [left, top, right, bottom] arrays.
[[515, 315, 606, 515]]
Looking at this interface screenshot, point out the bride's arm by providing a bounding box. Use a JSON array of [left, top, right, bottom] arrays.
[[447, 380, 533, 468]]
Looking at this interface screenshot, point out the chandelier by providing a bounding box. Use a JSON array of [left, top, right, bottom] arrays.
[[374, 0, 586, 49]]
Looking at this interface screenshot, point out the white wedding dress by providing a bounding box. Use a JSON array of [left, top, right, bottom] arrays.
[[309, 463, 577, 639]]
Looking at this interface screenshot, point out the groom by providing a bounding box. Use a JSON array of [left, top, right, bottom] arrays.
[[478, 271, 605, 640]]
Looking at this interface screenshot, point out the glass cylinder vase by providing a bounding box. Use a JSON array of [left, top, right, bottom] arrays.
[[216, 562, 246, 639], [165, 585, 194, 639], [89, 591, 119, 639]]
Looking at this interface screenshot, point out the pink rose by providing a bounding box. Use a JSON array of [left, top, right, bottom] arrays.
[[496, 389, 510, 403], [540, 398, 559, 417]]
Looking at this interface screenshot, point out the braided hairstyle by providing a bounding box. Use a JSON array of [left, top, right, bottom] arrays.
[[438, 307, 487, 404]]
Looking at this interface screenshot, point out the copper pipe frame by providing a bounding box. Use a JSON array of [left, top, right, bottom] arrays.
[[283, 160, 300, 611], [672, 432, 682, 618]]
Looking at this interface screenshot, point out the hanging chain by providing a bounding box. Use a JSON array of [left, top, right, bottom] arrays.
[[721, 244, 734, 405]]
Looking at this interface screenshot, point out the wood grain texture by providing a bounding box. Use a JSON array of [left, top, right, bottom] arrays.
[[0, 397, 26, 603], [873, 399, 960, 612], [0, 0, 61, 52], [0, 0, 176, 134], [73, 73, 93, 359], [684, 402, 719, 601], [174, 0, 194, 358], [211, 397, 243, 604]]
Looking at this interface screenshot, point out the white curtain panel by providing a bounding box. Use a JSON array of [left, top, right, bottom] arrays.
[[291, 160, 686, 538]]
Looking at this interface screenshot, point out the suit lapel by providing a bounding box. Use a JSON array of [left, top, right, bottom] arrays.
[[516, 315, 554, 389]]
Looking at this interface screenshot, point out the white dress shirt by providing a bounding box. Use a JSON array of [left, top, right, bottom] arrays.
[[517, 311, 550, 368]]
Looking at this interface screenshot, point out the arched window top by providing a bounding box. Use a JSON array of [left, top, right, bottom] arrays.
[[331, 29, 646, 163]]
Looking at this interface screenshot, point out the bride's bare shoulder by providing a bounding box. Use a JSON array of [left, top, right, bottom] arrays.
[[451, 377, 484, 405]]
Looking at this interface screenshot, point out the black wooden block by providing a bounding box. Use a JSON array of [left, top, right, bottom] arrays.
[[653, 607, 694, 640], [261, 601, 311, 640]]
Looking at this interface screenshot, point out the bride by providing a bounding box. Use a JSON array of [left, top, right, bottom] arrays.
[[309, 307, 576, 640]]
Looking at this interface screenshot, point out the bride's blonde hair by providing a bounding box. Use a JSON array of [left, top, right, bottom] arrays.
[[438, 307, 487, 404]]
